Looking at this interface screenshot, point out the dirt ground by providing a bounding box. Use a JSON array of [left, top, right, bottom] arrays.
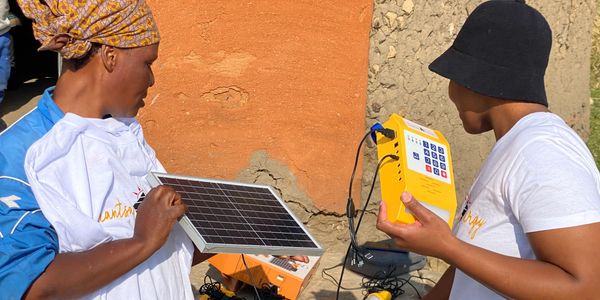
[[1, 80, 443, 300]]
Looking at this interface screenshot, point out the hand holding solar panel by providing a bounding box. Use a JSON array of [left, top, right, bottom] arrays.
[[134, 185, 187, 253], [146, 173, 324, 256]]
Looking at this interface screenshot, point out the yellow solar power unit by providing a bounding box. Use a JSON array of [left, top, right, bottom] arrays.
[[375, 114, 457, 228]]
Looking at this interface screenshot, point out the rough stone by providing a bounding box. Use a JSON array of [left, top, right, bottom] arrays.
[[372, 17, 382, 29], [385, 11, 399, 29], [387, 45, 397, 58], [371, 64, 381, 74], [397, 16, 407, 31], [402, 0, 415, 15]]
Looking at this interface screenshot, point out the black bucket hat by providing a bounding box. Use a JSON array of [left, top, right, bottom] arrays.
[[429, 0, 552, 106]]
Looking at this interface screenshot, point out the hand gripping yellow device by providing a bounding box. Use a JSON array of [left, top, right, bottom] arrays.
[[375, 114, 457, 228]]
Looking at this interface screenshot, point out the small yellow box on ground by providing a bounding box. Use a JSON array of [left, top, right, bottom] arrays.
[[376, 114, 457, 228]]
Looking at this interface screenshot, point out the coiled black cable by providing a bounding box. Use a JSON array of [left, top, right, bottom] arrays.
[[198, 275, 246, 300]]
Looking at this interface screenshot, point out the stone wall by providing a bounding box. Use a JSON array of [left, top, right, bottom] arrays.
[[362, 0, 596, 211]]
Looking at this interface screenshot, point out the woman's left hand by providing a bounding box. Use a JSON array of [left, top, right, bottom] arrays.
[[376, 191, 457, 260]]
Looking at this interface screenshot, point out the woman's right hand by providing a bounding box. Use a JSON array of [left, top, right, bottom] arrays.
[[133, 185, 186, 255]]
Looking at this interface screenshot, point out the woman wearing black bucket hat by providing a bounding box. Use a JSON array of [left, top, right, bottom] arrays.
[[376, 1, 600, 299]]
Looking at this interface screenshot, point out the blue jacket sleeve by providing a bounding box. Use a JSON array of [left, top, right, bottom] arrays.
[[0, 177, 58, 299]]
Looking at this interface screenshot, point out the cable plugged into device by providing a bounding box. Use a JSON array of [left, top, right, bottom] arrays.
[[377, 128, 396, 139], [336, 124, 400, 300], [370, 123, 396, 142]]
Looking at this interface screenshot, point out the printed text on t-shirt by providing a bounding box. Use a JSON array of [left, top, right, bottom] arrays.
[[460, 210, 486, 240], [99, 201, 136, 223]]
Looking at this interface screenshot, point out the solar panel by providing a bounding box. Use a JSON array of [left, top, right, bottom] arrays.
[[146, 172, 324, 256]]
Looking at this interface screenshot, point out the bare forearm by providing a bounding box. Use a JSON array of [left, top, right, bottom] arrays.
[[423, 266, 454, 300], [444, 238, 585, 300], [25, 237, 153, 299]]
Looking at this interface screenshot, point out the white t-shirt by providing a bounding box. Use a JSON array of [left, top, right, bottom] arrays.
[[25, 113, 194, 300], [449, 112, 600, 299]]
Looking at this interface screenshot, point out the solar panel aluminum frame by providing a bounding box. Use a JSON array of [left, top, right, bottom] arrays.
[[146, 172, 324, 256]]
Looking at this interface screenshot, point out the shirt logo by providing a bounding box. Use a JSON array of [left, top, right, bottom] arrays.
[[98, 187, 145, 223], [460, 210, 486, 240], [99, 200, 136, 223], [458, 193, 487, 240], [0, 195, 21, 209], [133, 186, 145, 210]]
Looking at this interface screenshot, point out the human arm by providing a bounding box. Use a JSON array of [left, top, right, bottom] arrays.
[[421, 266, 454, 300], [25, 236, 156, 299], [376, 192, 600, 299], [24, 185, 186, 299]]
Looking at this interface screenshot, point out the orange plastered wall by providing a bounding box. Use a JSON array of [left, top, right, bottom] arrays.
[[141, 0, 373, 212]]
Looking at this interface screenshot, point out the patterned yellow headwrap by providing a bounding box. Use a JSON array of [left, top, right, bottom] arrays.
[[17, 0, 160, 60]]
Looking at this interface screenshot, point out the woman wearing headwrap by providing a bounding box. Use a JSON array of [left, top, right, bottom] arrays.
[[0, 1, 209, 298]]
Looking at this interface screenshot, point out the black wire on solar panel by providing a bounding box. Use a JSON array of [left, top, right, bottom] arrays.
[[335, 126, 398, 300]]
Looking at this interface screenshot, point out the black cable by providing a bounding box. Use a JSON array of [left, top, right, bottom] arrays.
[[347, 153, 399, 263], [324, 264, 435, 300], [336, 153, 399, 300], [359, 268, 429, 299], [404, 277, 422, 299], [335, 129, 379, 300], [321, 263, 363, 291], [345, 127, 397, 263], [255, 283, 286, 300], [324, 260, 437, 299], [241, 254, 262, 300]]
